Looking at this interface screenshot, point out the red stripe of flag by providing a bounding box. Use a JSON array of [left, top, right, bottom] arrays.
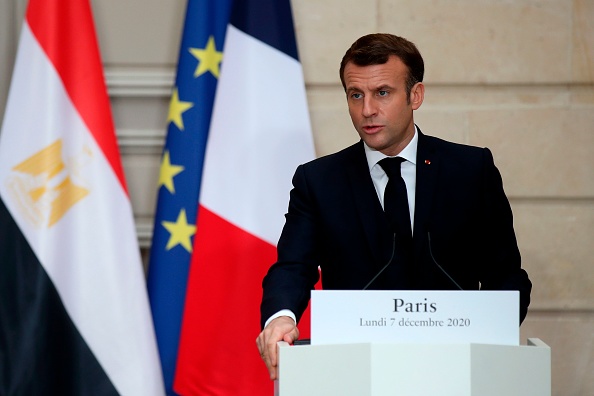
[[174, 206, 314, 394], [26, 0, 127, 193], [175, 205, 274, 393]]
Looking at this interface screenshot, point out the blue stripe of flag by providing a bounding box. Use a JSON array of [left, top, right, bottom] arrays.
[[230, 0, 300, 61]]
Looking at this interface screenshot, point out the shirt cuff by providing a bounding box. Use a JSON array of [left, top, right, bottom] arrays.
[[264, 309, 296, 328]]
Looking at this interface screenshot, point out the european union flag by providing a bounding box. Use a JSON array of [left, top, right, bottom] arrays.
[[147, 1, 233, 394]]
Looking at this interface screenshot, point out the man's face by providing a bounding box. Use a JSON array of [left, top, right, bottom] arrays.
[[343, 56, 423, 157]]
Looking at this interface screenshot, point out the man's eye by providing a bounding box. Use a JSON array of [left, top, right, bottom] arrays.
[[351, 93, 363, 99], [378, 90, 388, 96]]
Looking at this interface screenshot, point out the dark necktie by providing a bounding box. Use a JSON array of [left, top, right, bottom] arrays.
[[379, 157, 412, 242]]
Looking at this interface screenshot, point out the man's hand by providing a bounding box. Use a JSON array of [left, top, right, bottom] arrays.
[[256, 316, 299, 380]]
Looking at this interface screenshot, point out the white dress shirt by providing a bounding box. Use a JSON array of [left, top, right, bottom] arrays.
[[364, 127, 418, 231]]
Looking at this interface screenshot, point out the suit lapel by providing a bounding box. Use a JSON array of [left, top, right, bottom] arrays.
[[344, 142, 393, 267], [413, 131, 439, 260]]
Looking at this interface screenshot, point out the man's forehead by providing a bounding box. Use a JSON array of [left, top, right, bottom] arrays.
[[344, 58, 407, 88]]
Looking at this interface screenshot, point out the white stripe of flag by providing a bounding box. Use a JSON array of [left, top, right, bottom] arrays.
[[202, 24, 315, 242]]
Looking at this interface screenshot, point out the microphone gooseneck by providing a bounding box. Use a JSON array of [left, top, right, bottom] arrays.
[[427, 232, 463, 291], [363, 233, 396, 290]]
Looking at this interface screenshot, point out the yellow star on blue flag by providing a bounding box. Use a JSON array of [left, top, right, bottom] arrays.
[[162, 208, 196, 252], [189, 36, 223, 78]]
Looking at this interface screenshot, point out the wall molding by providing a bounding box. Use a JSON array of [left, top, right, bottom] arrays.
[[117, 128, 165, 154], [105, 67, 174, 97], [136, 219, 154, 248]]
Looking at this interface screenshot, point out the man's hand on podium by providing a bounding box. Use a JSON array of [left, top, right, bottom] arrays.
[[256, 316, 300, 380]]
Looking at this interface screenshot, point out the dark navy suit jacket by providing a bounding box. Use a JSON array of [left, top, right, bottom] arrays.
[[261, 130, 531, 328]]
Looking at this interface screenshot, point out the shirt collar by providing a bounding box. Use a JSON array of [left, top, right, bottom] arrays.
[[364, 126, 419, 172]]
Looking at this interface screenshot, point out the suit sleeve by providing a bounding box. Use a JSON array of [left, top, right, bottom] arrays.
[[478, 148, 532, 323], [260, 164, 321, 329]]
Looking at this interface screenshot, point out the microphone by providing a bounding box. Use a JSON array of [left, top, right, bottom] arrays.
[[363, 233, 396, 290], [427, 232, 463, 291]]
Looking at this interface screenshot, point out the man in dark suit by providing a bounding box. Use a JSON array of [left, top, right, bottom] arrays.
[[256, 33, 531, 380]]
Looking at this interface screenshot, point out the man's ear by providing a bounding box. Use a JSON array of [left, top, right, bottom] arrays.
[[410, 82, 425, 110]]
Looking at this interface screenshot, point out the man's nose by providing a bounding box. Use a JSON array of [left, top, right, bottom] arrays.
[[362, 97, 377, 117]]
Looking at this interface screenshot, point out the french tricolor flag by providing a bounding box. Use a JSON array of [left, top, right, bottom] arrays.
[[0, 0, 164, 394], [147, 0, 315, 394]]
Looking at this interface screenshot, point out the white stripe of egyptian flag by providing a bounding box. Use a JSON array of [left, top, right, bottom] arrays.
[[0, 0, 164, 394], [172, 3, 316, 394]]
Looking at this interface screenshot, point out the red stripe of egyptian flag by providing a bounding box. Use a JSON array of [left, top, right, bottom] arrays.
[[26, 0, 127, 193]]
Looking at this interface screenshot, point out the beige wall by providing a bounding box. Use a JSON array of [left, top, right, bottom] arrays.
[[1, 0, 593, 394]]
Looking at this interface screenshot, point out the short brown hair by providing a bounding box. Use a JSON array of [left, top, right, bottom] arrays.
[[339, 33, 424, 98]]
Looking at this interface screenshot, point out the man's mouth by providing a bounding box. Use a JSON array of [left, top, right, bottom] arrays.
[[362, 125, 383, 134]]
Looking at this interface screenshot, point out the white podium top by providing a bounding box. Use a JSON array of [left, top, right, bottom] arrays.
[[311, 290, 519, 345]]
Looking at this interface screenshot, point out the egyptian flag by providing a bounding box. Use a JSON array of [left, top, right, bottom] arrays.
[[0, 0, 164, 394], [147, 0, 315, 394]]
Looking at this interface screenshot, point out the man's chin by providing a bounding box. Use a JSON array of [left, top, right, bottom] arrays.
[[361, 136, 387, 152]]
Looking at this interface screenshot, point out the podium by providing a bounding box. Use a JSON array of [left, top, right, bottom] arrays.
[[275, 338, 551, 396]]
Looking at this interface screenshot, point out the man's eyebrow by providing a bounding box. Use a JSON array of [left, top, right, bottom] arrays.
[[376, 84, 394, 91]]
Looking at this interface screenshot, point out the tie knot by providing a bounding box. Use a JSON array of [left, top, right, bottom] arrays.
[[379, 157, 405, 178]]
